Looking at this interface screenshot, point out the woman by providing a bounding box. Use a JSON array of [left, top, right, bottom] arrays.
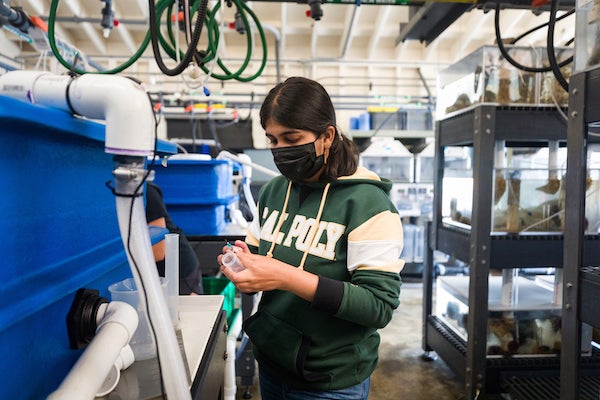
[[218, 76, 404, 399]]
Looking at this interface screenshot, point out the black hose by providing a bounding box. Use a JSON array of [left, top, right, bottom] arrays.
[[494, 4, 572, 74], [509, 8, 574, 45], [148, 0, 209, 76], [546, 0, 570, 91]]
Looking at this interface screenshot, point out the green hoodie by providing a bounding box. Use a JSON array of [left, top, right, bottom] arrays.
[[243, 166, 404, 390]]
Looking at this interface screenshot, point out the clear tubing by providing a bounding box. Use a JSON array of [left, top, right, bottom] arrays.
[[114, 163, 191, 400], [217, 150, 279, 178], [165, 233, 180, 326]]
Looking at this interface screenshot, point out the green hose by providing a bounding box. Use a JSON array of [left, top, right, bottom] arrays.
[[48, 0, 153, 75], [46, 0, 267, 82]]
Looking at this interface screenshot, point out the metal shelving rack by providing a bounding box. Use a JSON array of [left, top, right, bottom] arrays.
[[561, 67, 600, 400], [422, 104, 600, 399]]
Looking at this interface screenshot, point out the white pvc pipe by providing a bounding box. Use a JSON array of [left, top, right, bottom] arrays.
[[217, 150, 278, 221], [0, 70, 155, 155], [95, 345, 135, 397], [217, 150, 279, 179], [47, 301, 138, 400], [165, 233, 180, 326], [114, 164, 191, 400], [223, 310, 243, 400]]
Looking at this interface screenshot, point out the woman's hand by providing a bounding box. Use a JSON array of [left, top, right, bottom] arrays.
[[217, 240, 318, 300]]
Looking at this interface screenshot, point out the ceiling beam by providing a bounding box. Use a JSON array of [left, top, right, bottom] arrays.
[[449, 10, 492, 62], [367, 6, 391, 60], [279, 2, 288, 59], [112, 3, 137, 53], [135, 0, 149, 18], [423, 37, 440, 62], [25, 0, 77, 45], [338, 5, 360, 59], [62, 0, 107, 54]]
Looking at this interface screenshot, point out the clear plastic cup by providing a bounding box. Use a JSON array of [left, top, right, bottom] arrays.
[[108, 277, 167, 361]]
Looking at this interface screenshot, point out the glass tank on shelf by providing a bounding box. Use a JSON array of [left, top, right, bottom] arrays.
[[359, 137, 414, 183], [538, 47, 573, 106], [586, 142, 600, 233], [435, 274, 563, 357], [492, 141, 567, 233], [441, 146, 473, 228], [436, 45, 538, 118], [442, 140, 600, 233], [574, 0, 600, 72], [443, 141, 568, 233]]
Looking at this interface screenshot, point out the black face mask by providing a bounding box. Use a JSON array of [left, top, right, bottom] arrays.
[[271, 140, 324, 182]]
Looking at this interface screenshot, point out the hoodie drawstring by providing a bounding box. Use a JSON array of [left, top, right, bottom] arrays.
[[266, 182, 331, 271], [298, 183, 330, 270], [266, 181, 293, 258]]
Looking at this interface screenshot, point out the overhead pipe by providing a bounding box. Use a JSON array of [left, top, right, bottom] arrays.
[[260, 23, 281, 83], [0, 0, 32, 32], [0, 70, 191, 400], [217, 150, 278, 221], [47, 301, 138, 400], [311, 4, 360, 61]]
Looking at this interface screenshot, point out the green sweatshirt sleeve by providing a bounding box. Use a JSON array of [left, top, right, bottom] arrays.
[[335, 270, 401, 329]]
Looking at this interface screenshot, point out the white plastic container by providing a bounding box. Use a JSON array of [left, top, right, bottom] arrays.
[[108, 277, 168, 361]]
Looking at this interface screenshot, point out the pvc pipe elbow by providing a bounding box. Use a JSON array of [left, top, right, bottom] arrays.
[[91, 345, 135, 397], [96, 301, 139, 341], [68, 74, 155, 156], [47, 302, 138, 400]]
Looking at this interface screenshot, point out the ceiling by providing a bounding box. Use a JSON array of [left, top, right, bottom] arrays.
[[1, 0, 575, 111]]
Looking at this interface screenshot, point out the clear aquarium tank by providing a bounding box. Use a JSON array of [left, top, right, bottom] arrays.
[[575, 0, 600, 72], [538, 46, 573, 106], [437, 45, 538, 119], [440, 139, 600, 233]]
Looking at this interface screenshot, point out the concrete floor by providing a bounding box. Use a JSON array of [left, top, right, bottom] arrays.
[[235, 281, 466, 400]]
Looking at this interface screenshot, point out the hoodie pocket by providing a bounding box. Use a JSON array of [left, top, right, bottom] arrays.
[[243, 309, 330, 383]]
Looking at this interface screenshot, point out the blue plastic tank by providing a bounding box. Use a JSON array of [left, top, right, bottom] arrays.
[[0, 95, 175, 399]]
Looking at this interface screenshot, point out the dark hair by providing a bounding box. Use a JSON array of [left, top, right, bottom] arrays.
[[260, 77, 358, 180]]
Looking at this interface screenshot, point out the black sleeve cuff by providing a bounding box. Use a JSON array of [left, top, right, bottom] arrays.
[[311, 276, 344, 314]]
